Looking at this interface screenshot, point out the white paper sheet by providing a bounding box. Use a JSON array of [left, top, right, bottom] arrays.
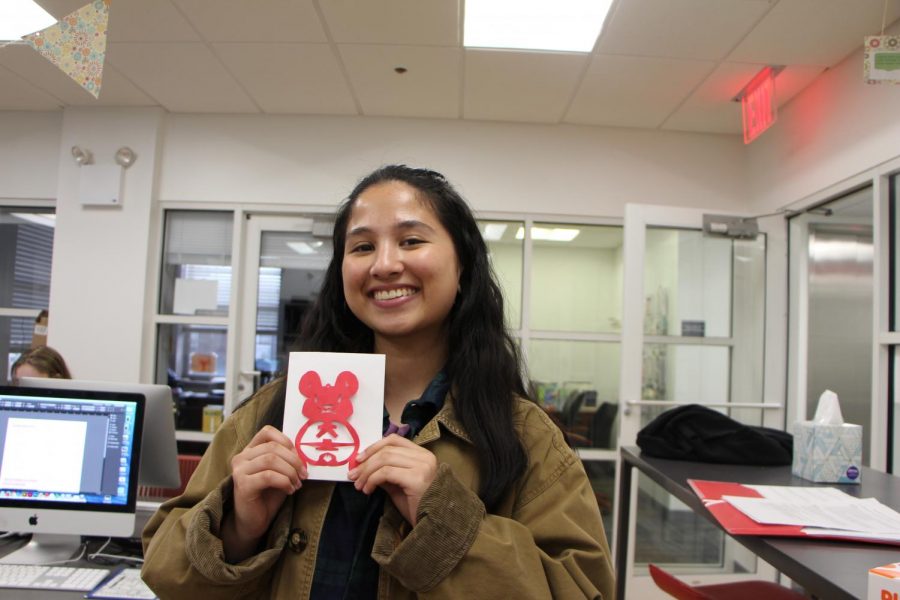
[[723, 486, 900, 534], [283, 352, 385, 482]]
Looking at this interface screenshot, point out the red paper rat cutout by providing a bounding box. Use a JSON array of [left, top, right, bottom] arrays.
[[294, 370, 360, 467]]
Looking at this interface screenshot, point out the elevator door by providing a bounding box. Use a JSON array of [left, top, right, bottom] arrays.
[[806, 208, 874, 462]]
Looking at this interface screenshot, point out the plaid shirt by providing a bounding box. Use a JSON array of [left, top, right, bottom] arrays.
[[309, 371, 449, 599]]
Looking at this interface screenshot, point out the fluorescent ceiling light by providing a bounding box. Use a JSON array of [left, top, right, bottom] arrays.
[[0, 0, 56, 41], [481, 223, 508, 241], [287, 241, 324, 255], [11, 212, 55, 228], [516, 226, 580, 242], [464, 0, 613, 52]]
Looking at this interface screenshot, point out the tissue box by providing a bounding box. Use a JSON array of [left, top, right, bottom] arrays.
[[869, 563, 900, 600], [792, 421, 862, 483]]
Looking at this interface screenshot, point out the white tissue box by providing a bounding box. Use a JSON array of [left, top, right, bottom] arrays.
[[791, 421, 862, 484], [869, 563, 900, 600]]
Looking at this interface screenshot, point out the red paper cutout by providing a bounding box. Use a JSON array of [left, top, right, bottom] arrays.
[[294, 370, 360, 467]]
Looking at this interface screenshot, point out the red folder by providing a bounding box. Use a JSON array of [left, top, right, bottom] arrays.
[[687, 479, 900, 546]]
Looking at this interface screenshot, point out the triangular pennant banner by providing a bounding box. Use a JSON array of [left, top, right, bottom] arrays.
[[23, 0, 110, 99]]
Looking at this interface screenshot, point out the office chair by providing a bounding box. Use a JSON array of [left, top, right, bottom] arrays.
[[589, 401, 617, 448], [648, 564, 807, 600], [138, 454, 203, 499]]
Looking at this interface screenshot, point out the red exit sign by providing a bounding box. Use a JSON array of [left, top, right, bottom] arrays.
[[741, 66, 777, 144]]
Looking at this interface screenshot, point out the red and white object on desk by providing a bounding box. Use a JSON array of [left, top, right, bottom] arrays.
[[688, 479, 900, 546], [869, 563, 900, 600]]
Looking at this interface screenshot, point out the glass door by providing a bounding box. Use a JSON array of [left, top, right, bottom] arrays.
[[236, 215, 333, 410], [617, 204, 781, 597]]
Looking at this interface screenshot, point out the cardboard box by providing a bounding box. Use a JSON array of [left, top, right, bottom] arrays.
[[792, 420, 862, 483], [869, 562, 900, 600], [31, 310, 48, 348]]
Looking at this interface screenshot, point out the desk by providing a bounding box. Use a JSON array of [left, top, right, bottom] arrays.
[[615, 446, 900, 600]]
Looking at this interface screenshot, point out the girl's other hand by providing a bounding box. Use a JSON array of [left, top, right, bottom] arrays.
[[222, 425, 307, 562], [347, 434, 437, 525]]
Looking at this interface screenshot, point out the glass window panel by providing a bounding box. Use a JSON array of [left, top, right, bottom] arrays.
[[893, 347, 900, 471], [582, 459, 616, 546], [159, 211, 233, 316], [529, 339, 619, 449], [634, 473, 755, 574], [0, 316, 38, 385], [0, 208, 55, 310], [156, 324, 227, 431], [479, 220, 523, 330], [644, 228, 732, 337], [255, 230, 333, 376], [530, 224, 623, 333], [894, 175, 900, 332], [642, 344, 730, 403]]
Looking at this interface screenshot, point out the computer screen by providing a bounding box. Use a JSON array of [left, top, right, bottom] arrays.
[[0, 386, 143, 564], [19, 378, 179, 490]]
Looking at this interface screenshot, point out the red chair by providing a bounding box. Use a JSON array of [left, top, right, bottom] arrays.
[[138, 454, 202, 499], [648, 563, 807, 600]]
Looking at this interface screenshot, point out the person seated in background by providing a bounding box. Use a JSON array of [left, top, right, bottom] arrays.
[[9, 345, 72, 385]]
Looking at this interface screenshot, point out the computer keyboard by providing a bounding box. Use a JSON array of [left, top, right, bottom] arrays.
[[0, 563, 110, 591]]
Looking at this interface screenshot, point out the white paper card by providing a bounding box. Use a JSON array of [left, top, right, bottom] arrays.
[[283, 352, 385, 481], [173, 278, 218, 315]]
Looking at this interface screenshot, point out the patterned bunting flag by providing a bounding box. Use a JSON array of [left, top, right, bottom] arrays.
[[23, 0, 110, 98]]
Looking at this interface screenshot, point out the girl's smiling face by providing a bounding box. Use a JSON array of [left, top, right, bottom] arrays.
[[341, 180, 460, 349]]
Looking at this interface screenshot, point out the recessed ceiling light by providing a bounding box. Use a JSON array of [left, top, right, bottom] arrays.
[[287, 241, 324, 255], [11, 212, 55, 228], [515, 226, 580, 242], [0, 0, 56, 41], [481, 223, 508, 241], [464, 0, 613, 53]]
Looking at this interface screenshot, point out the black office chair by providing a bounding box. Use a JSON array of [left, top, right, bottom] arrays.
[[589, 402, 618, 448]]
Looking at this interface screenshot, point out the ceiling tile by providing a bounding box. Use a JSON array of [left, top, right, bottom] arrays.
[[0, 65, 63, 110], [464, 50, 587, 123], [565, 54, 715, 128], [662, 62, 827, 134], [340, 45, 460, 118], [729, 0, 900, 66], [597, 0, 774, 60], [319, 0, 460, 46], [106, 0, 200, 43], [0, 45, 156, 107], [106, 42, 258, 112], [214, 43, 356, 114], [30, 1, 198, 42], [33, 0, 94, 20], [661, 62, 759, 134], [172, 0, 327, 43]]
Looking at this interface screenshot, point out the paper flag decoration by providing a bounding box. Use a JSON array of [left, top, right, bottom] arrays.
[[23, 0, 110, 98]]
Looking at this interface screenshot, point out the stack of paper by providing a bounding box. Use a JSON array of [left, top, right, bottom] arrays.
[[688, 479, 900, 546], [723, 485, 900, 543]]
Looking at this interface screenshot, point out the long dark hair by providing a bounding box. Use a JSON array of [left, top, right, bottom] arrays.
[[259, 165, 528, 511]]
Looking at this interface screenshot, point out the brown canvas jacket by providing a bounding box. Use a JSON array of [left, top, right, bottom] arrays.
[[142, 381, 615, 599]]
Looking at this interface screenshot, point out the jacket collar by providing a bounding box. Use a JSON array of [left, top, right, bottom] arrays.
[[414, 393, 474, 446]]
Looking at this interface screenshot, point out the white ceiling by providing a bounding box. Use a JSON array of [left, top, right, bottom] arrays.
[[1, 0, 898, 135]]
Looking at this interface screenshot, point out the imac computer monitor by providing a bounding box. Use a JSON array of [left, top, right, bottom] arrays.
[[20, 378, 180, 490], [0, 386, 144, 564]]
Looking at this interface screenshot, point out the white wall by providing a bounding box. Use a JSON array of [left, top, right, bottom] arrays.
[[0, 111, 62, 200], [747, 20, 900, 212], [46, 107, 165, 382], [159, 114, 749, 216]]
